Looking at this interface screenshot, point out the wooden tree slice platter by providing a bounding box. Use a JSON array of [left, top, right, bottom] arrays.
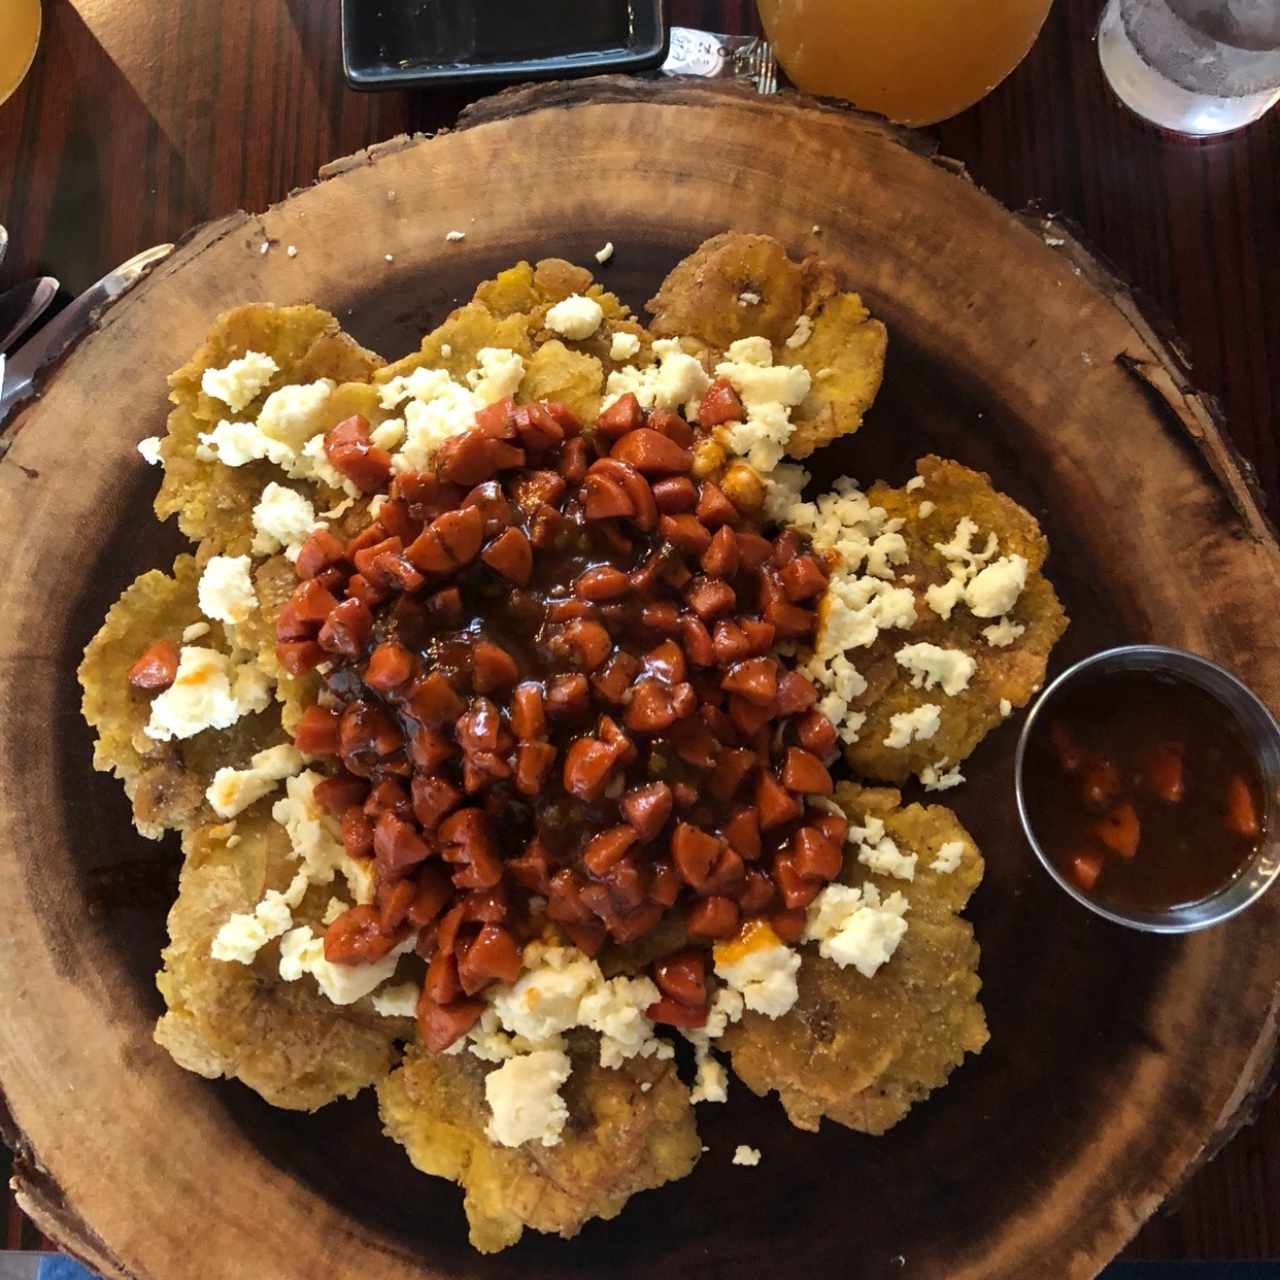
[[0, 78, 1277, 1280]]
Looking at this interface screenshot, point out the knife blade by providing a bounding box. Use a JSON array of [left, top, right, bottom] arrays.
[[0, 243, 173, 425], [0, 276, 59, 355]]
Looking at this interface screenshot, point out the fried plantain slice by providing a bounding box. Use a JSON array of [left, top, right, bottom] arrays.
[[840, 455, 1069, 784], [78, 554, 283, 838], [154, 809, 403, 1111], [373, 302, 534, 388], [378, 1034, 699, 1254], [474, 258, 651, 380], [155, 304, 384, 553], [646, 232, 887, 455], [719, 783, 988, 1134]]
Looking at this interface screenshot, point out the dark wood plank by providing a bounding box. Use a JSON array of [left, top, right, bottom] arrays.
[[0, 0, 1274, 1264]]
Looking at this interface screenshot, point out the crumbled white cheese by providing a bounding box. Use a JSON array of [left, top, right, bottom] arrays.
[[906, 476, 926, 493], [197, 555, 256, 625], [595, 241, 614, 264], [287, 244, 298, 258], [206, 743, 305, 819], [201, 351, 279, 413], [982, 616, 1026, 648], [466, 347, 526, 404], [999, 698, 1013, 718], [786, 480, 917, 705], [272, 770, 376, 904], [379, 367, 485, 472], [483, 943, 671, 1071], [804, 882, 909, 978], [545, 294, 604, 341], [738, 290, 761, 306], [895, 642, 976, 697], [936, 517, 998, 573], [369, 419, 406, 451], [925, 577, 966, 621], [884, 703, 941, 749], [918, 499, 936, 517], [251, 482, 322, 557], [919, 761, 965, 791], [197, 379, 343, 497], [372, 982, 419, 1018], [137, 436, 163, 465], [930, 841, 965, 874], [604, 338, 710, 419], [681, 986, 744, 1105], [785, 314, 813, 348], [320, 495, 355, 520], [492, 947, 599, 1044], [181, 621, 210, 643], [965, 555, 1027, 618], [211, 870, 308, 964], [232, 662, 273, 717], [322, 897, 349, 925], [609, 330, 641, 362], [713, 929, 801, 1018], [714, 337, 812, 473], [689, 1041, 729, 1104], [856, 832, 917, 881], [844, 812, 916, 881], [732, 1145, 762, 1167], [445, 229, 466, 242], [144, 647, 269, 741], [763, 461, 810, 524], [484, 1049, 572, 1148], [579, 975, 668, 1069], [196, 419, 293, 469], [278, 928, 414, 1005], [257, 379, 335, 453]]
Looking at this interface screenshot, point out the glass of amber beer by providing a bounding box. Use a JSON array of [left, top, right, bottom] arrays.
[[756, 0, 1054, 125], [1, 0, 42, 107]]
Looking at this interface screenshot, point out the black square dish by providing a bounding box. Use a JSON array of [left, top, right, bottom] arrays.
[[342, 0, 667, 91]]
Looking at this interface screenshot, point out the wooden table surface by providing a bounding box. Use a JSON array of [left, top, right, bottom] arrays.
[[0, 0, 1275, 1266]]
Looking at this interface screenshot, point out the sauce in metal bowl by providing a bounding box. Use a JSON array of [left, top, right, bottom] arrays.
[[1021, 669, 1265, 913]]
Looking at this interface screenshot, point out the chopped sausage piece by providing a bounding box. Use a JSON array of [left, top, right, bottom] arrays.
[[128, 640, 179, 690], [471, 640, 519, 693], [1225, 775, 1259, 838], [595, 392, 644, 439], [576, 565, 630, 600], [323, 904, 405, 965], [659, 514, 712, 556], [780, 747, 833, 795], [621, 782, 674, 842], [294, 704, 342, 755], [686, 895, 741, 940], [671, 822, 722, 889], [610, 428, 693, 476], [480, 526, 533, 585], [324, 416, 393, 493], [652, 477, 698, 514], [652, 948, 707, 1007]]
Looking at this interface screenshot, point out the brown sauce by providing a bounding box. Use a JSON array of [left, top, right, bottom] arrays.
[[1022, 669, 1266, 912], [268, 389, 847, 1049]]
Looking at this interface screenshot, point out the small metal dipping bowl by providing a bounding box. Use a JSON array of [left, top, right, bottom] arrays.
[[1015, 646, 1280, 933]]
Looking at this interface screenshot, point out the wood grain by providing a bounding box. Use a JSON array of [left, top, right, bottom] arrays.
[[0, 0, 1276, 1263], [0, 79, 1277, 1280]]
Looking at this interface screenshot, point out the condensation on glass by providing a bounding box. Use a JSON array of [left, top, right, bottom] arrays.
[[1098, 0, 1280, 136]]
